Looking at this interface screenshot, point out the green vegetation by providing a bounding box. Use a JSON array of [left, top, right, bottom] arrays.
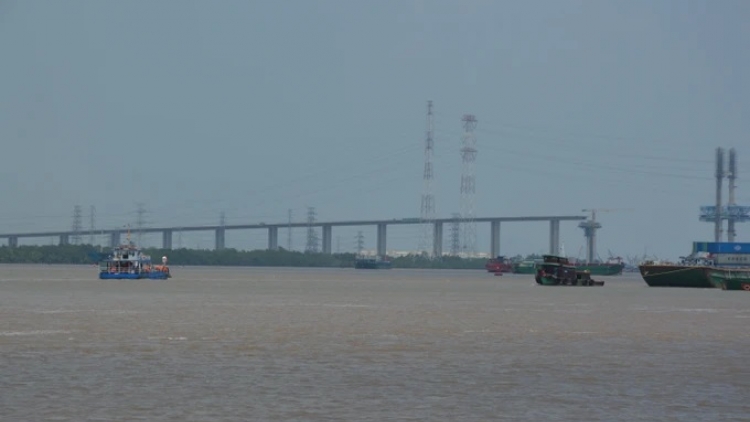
[[0, 245, 488, 269]]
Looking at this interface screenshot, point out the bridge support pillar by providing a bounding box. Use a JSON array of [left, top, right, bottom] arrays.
[[268, 227, 278, 250], [8, 236, 18, 248], [376, 223, 387, 257], [322, 225, 332, 254], [215, 228, 225, 250], [549, 219, 560, 255], [433, 222, 443, 257], [162, 230, 173, 250], [109, 232, 120, 248], [490, 220, 501, 258], [59, 234, 69, 246]]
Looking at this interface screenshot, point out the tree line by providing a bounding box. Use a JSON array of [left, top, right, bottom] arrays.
[[0, 244, 490, 269]]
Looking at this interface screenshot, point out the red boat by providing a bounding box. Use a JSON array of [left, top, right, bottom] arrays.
[[485, 256, 514, 274]]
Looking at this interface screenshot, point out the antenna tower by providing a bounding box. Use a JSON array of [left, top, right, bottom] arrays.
[[71, 205, 83, 245], [305, 207, 319, 253], [135, 202, 147, 246], [728, 148, 737, 242], [418, 100, 436, 257], [356, 231, 365, 254], [88, 205, 96, 245], [459, 114, 478, 257], [715, 148, 724, 242], [449, 212, 461, 256], [699, 147, 749, 239], [287, 209, 293, 250]]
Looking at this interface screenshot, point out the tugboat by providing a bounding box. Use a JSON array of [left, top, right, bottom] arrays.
[[99, 232, 171, 280], [534, 255, 604, 286]]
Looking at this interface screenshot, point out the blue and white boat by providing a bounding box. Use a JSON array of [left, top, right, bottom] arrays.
[[98, 235, 171, 280]]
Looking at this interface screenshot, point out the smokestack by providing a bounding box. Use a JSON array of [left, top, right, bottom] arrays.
[[715, 147, 724, 242], [728, 148, 736, 242]]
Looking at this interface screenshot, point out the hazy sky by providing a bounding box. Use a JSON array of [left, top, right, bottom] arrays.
[[1, 0, 748, 259]]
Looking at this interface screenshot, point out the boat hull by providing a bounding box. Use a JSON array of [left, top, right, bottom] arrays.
[[99, 271, 171, 280], [638, 265, 714, 288], [354, 260, 392, 270], [535, 274, 604, 286], [705, 268, 750, 291]]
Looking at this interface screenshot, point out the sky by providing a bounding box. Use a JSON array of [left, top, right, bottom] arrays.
[[1, 0, 749, 260]]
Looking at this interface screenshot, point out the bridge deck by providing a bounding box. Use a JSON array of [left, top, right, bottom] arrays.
[[0, 216, 586, 238]]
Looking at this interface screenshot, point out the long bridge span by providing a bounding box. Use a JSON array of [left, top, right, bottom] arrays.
[[0, 215, 587, 257]]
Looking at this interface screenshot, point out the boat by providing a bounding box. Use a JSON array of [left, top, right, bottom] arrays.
[[705, 268, 750, 291], [574, 256, 625, 276], [354, 255, 392, 270], [485, 255, 514, 273], [639, 245, 750, 288], [638, 251, 722, 288], [98, 235, 171, 280], [534, 255, 604, 286], [513, 259, 541, 274]]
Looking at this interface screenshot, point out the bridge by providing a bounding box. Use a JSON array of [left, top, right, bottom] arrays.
[[0, 215, 587, 257]]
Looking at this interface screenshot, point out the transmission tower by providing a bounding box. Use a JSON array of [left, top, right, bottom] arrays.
[[356, 231, 365, 254], [305, 207, 319, 253], [459, 114, 478, 257], [418, 100, 436, 257], [449, 212, 461, 256], [71, 205, 83, 245], [728, 148, 737, 242], [88, 205, 96, 245], [135, 202, 147, 245], [287, 209, 293, 250]]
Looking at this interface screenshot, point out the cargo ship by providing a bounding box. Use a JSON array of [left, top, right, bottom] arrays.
[[354, 255, 392, 270], [485, 256, 514, 273], [639, 242, 750, 288], [574, 257, 625, 276], [705, 268, 750, 291], [513, 259, 541, 274]]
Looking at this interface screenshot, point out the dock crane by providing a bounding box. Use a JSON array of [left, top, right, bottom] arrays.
[[579, 209, 631, 264]]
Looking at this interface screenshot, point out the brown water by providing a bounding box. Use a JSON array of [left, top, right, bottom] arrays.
[[1, 264, 748, 421]]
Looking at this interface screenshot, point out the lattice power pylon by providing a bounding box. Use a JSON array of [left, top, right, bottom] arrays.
[[418, 100, 436, 257], [459, 114, 478, 257], [305, 207, 319, 253], [71, 205, 83, 245]]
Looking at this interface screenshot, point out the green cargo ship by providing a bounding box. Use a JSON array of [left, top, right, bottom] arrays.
[[575, 260, 625, 276], [638, 264, 714, 288], [705, 268, 750, 291], [354, 256, 392, 270], [513, 259, 541, 274]]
